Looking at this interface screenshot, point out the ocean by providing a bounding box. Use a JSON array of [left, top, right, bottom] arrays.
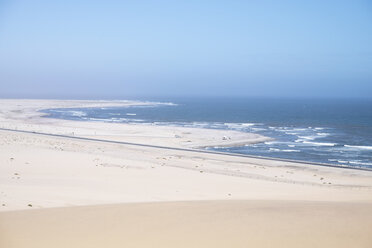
[[42, 97, 372, 169]]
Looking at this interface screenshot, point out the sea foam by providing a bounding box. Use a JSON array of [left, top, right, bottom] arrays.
[[303, 141, 336, 146], [344, 145, 372, 150]]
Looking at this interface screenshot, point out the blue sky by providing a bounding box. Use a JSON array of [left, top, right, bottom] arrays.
[[0, 0, 371, 98]]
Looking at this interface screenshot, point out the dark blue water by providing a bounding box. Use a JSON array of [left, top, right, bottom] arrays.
[[42, 98, 372, 169]]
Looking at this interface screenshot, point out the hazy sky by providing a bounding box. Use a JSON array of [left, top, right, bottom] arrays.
[[0, 0, 371, 99]]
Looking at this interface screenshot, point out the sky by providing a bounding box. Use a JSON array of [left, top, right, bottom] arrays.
[[0, 0, 371, 99]]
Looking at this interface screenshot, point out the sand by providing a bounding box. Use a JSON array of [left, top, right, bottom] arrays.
[[1, 201, 372, 248], [0, 99, 372, 247]]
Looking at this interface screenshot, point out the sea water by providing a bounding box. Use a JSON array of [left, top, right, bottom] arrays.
[[42, 97, 372, 169]]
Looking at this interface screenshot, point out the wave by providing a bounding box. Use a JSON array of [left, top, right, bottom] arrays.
[[344, 145, 372, 150], [264, 141, 278, 145], [285, 132, 301, 135], [297, 135, 317, 141], [302, 141, 336, 146], [87, 117, 106, 122], [316, 133, 330, 136], [292, 128, 308, 131], [241, 123, 258, 127], [251, 128, 266, 131], [328, 159, 372, 167], [269, 148, 280, 152], [269, 148, 299, 152], [126, 113, 137, 116], [328, 159, 338, 162], [68, 111, 87, 117], [349, 161, 372, 166]]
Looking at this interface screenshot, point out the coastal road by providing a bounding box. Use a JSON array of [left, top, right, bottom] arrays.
[[1, 127, 371, 172]]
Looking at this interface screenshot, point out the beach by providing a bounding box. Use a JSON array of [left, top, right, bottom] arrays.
[[1, 99, 372, 247]]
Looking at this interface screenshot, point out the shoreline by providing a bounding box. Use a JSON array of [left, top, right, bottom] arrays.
[[0, 99, 272, 149], [8, 98, 370, 170], [31, 100, 372, 169], [1, 127, 371, 172]]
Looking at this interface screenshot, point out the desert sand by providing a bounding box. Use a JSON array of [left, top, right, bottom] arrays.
[[1, 201, 372, 248], [0, 99, 371, 247]]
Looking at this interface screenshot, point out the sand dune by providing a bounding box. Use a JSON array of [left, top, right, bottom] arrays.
[[1, 201, 372, 248]]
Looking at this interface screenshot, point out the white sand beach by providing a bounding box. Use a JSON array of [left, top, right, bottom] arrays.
[[0, 99, 372, 247]]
